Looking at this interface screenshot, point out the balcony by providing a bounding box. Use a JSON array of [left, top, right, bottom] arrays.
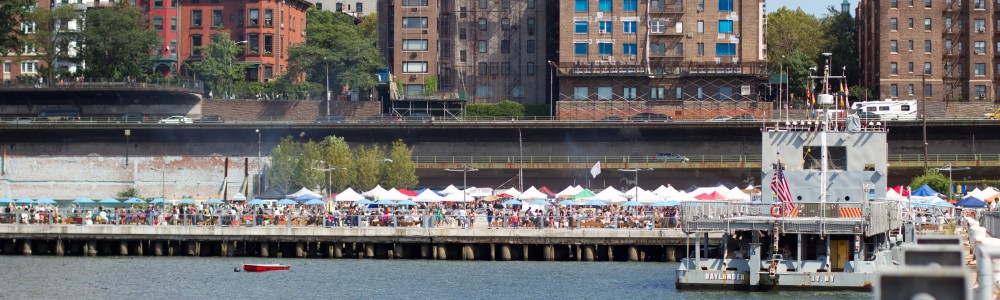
[[650, 50, 683, 58], [649, 3, 683, 14]]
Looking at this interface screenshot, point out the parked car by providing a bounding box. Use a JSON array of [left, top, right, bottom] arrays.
[[630, 113, 672, 122], [706, 115, 732, 122], [654, 152, 690, 162], [599, 116, 623, 121], [198, 115, 225, 123], [732, 114, 756, 121], [10, 117, 32, 124], [985, 107, 1000, 120], [404, 112, 434, 122], [38, 107, 81, 121], [315, 115, 347, 123], [119, 112, 148, 123], [158, 116, 193, 124], [365, 113, 401, 123], [856, 111, 880, 121]]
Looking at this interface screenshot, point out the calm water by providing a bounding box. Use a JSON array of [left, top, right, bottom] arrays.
[[0, 256, 869, 299]]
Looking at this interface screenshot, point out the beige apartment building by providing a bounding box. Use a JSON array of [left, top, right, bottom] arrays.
[[859, 0, 999, 101], [554, 0, 767, 102], [378, 0, 551, 105]]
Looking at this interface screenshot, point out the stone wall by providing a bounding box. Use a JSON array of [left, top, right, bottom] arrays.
[[201, 100, 382, 121]]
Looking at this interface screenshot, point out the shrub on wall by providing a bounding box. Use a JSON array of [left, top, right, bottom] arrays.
[[466, 100, 525, 117]]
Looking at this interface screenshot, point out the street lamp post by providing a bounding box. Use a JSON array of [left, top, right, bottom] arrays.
[[255, 129, 261, 198], [124, 130, 131, 167], [445, 165, 479, 206], [312, 163, 347, 197], [617, 168, 653, 200], [324, 57, 331, 116], [935, 165, 970, 201]]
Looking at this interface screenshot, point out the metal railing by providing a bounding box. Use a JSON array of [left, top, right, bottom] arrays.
[[678, 200, 904, 234], [412, 154, 997, 165], [0, 78, 203, 94]]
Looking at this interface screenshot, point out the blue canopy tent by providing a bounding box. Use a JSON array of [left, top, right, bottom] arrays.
[[0, 198, 12, 204], [295, 194, 320, 202], [123, 198, 145, 204], [247, 199, 266, 205], [276, 199, 298, 205], [913, 199, 954, 208], [150, 198, 165, 204], [650, 200, 680, 207], [205, 198, 225, 205], [911, 184, 942, 197], [35, 198, 56, 204], [15, 198, 34, 204], [72, 197, 94, 204], [584, 200, 609, 206], [557, 200, 578, 206], [957, 196, 987, 208], [396, 200, 419, 206], [622, 201, 645, 207], [501, 199, 522, 205], [304, 199, 326, 205], [354, 199, 374, 206], [99, 197, 120, 204]]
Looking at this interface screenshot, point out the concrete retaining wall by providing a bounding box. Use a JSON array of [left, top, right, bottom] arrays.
[[201, 100, 381, 122]]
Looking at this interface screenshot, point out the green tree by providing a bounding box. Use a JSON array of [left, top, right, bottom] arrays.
[[383, 140, 418, 188], [189, 32, 248, 98], [79, 4, 160, 80], [357, 13, 377, 42], [766, 7, 823, 62], [820, 6, 861, 88], [0, 0, 34, 55], [116, 186, 141, 198], [27, 4, 81, 83], [910, 169, 950, 198], [284, 10, 382, 96], [351, 144, 385, 191], [778, 51, 818, 103], [320, 136, 356, 192], [292, 140, 325, 191], [268, 136, 302, 194]]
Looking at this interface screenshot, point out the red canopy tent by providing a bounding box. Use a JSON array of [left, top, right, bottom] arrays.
[[397, 188, 418, 197], [496, 193, 516, 199], [889, 186, 910, 197], [694, 191, 726, 200], [540, 186, 556, 196]]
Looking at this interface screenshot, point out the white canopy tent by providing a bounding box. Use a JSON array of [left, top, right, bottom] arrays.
[[556, 185, 583, 198], [634, 190, 665, 204], [287, 187, 322, 199], [440, 185, 462, 195], [591, 187, 627, 203], [517, 186, 548, 200], [231, 193, 247, 201], [363, 185, 388, 197], [886, 189, 908, 201], [662, 191, 697, 202], [335, 188, 366, 202], [498, 187, 522, 197], [443, 192, 475, 202], [413, 189, 445, 202], [726, 187, 752, 202], [379, 188, 411, 201]]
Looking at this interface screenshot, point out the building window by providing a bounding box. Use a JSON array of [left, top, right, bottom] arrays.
[[908, 62, 914, 73], [599, 0, 611, 11], [890, 0, 897, 7], [623, 43, 637, 55], [170, 17, 177, 31], [623, 21, 636, 33], [975, 41, 986, 54], [170, 40, 176, 55], [20, 61, 37, 73], [192, 10, 203, 28], [924, 0, 931, 7], [975, 85, 987, 99], [263, 35, 273, 54], [719, 20, 733, 33], [908, 18, 914, 29], [405, 85, 425, 96], [575, 21, 587, 33], [623, 0, 637, 11], [212, 10, 223, 27], [501, 39, 510, 53], [697, 21, 704, 33], [527, 61, 535, 76], [501, 0, 510, 9], [715, 43, 736, 56], [248, 9, 260, 26], [599, 21, 612, 33], [890, 84, 898, 97], [402, 39, 428, 51], [479, 40, 487, 53], [718, 0, 733, 11], [527, 18, 536, 35], [974, 0, 985, 9], [675, 87, 683, 99], [264, 65, 273, 81], [975, 63, 986, 76], [574, 43, 588, 55], [923, 40, 931, 53], [890, 18, 897, 31], [649, 19, 665, 33], [889, 40, 897, 53], [460, 50, 467, 62], [191, 35, 202, 56], [890, 62, 898, 75], [478, 62, 487, 75], [153, 17, 163, 31], [357, 2, 363, 12], [335, 3, 342, 12], [459, 28, 466, 39], [402, 0, 428, 6], [402, 61, 428, 73], [650, 87, 665, 99], [924, 18, 931, 30], [574, 87, 589, 100], [597, 87, 613, 100], [501, 18, 510, 31], [479, 18, 488, 31], [527, 40, 535, 53], [264, 9, 273, 26], [316, 2, 323, 10], [476, 85, 494, 97], [479, 0, 487, 9], [598, 42, 612, 55], [907, 40, 913, 51], [908, 84, 915, 95], [248, 34, 259, 54], [924, 84, 932, 97], [697, 43, 704, 56], [623, 87, 637, 100], [402, 17, 429, 28], [3, 62, 10, 73], [924, 62, 932, 75], [575, 0, 588, 11]]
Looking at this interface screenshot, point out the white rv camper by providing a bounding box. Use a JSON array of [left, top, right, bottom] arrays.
[[850, 99, 918, 120]]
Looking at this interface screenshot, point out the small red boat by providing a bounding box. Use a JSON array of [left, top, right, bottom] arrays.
[[242, 264, 291, 272]]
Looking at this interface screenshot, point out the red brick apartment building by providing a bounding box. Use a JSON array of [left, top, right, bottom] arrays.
[[1, 0, 51, 83], [859, 0, 1000, 101]]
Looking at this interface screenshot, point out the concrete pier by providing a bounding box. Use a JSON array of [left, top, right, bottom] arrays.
[[54, 240, 64, 256], [22, 240, 31, 256], [498, 244, 511, 261]]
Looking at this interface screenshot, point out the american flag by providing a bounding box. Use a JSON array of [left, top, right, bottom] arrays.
[[770, 159, 795, 215]]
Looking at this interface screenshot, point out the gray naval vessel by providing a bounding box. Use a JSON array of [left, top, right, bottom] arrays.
[[675, 97, 911, 290]]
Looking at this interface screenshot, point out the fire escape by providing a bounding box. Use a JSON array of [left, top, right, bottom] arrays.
[[648, 0, 684, 99], [501, 5, 522, 101], [943, 0, 965, 101]]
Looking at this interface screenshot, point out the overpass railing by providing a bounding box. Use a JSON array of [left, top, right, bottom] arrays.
[[0, 78, 203, 94], [412, 154, 1000, 165]]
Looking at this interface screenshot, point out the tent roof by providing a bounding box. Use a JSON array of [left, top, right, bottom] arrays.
[[335, 188, 366, 202], [572, 189, 596, 199], [440, 185, 461, 195], [378, 188, 410, 201], [517, 186, 548, 200], [498, 188, 521, 197], [398, 188, 419, 197], [957, 196, 987, 208], [540, 186, 556, 196], [443, 192, 475, 202], [911, 184, 941, 197], [413, 189, 445, 202], [287, 187, 322, 199], [364, 185, 388, 197]]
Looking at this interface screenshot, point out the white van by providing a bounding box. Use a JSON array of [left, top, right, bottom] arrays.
[[850, 99, 917, 120]]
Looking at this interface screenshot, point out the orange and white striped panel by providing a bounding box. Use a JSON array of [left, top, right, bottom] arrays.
[[785, 207, 800, 217], [839, 208, 863, 218]]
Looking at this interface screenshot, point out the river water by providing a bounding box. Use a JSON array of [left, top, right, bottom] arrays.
[[1, 256, 869, 299]]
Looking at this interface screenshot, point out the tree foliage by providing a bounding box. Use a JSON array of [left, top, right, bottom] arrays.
[[284, 9, 382, 93], [466, 100, 526, 117], [765, 8, 823, 62], [0, 0, 33, 55], [27, 4, 81, 83], [352, 144, 386, 191], [778, 51, 818, 102], [320, 136, 355, 192], [819, 6, 861, 88], [79, 4, 160, 80], [909, 169, 950, 199], [189, 32, 249, 98], [383, 140, 418, 188]]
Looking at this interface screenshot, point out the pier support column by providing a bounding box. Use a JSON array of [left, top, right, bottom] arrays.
[[186, 242, 196, 256], [420, 244, 431, 259], [583, 245, 595, 261], [387, 246, 395, 260], [627, 246, 638, 262], [22, 240, 32, 256], [119, 241, 128, 256], [87, 240, 97, 256], [393, 244, 403, 259], [498, 244, 511, 261], [543, 245, 554, 261], [153, 241, 163, 256], [364, 243, 375, 259], [136, 242, 143, 256], [461, 245, 471, 261], [523, 245, 529, 261], [490, 244, 496, 261], [574, 245, 581, 261], [607, 246, 614, 261], [431, 244, 439, 260], [54, 240, 64, 256], [220, 242, 230, 257], [665, 246, 676, 262], [437, 244, 447, 260], [295, 243, 305, 258], [167, 242, 174, 256], [260, 243, 270, 257]]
